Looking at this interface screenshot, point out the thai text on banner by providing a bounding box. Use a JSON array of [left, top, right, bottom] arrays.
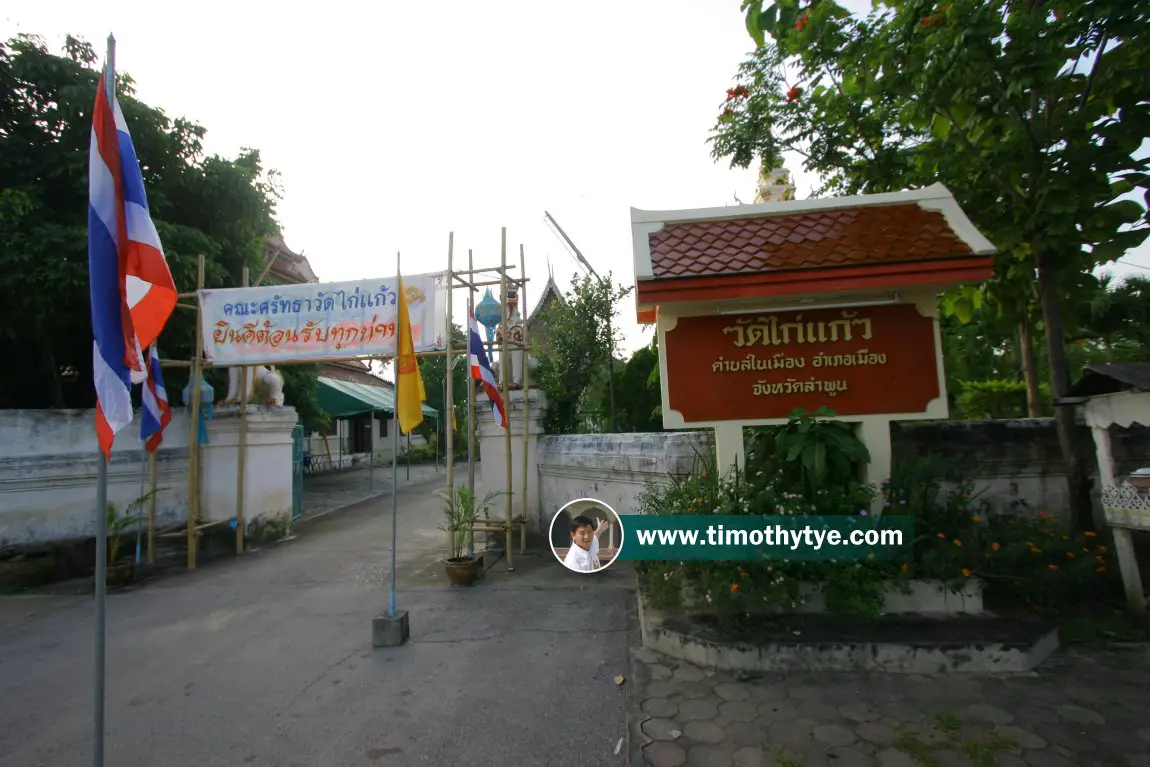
[[199, 272, 449, 365]]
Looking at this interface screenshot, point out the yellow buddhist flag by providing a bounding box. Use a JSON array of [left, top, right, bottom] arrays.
[[395, 275, 425, 435]]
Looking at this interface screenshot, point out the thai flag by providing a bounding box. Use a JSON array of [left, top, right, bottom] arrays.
[[89, 68, 177, 457], [468, 308, 507, 428], [140, 344, 172, 452]]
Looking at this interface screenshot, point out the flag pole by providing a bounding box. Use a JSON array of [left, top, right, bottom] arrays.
[[93, 35, 114, 767], [390, 251, 401, 618]]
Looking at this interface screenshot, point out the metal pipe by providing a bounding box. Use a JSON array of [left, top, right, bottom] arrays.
[[519, 244, 529, 557], [467, 248, 477, 558]]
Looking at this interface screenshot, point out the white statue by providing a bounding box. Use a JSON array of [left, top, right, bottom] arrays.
[[754, 162, 797, 203], [495, 285, 536, 390], [225, 365, 285, 406]]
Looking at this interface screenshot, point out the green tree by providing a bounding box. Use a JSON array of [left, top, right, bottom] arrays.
[[0, 35, 330, 428], [417, 323, 468, 447], [533, 273, 633, 434], [595, 339, 663, 433], [714, 0, 1150, 530]]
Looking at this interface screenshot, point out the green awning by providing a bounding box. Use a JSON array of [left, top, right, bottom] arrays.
[[315, 377, 438, 419]]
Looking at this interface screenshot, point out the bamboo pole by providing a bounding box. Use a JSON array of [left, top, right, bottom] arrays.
[[187, 254, 206, 571], [235, 266, 250, 555], [500, 228, 514, 570], [519, 244, 529, 557], [147, 452, 157, 564], [467, 248, 477, 557], [445, 233, 455, 560]]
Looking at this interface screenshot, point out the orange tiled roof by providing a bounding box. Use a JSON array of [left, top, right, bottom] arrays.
[[648, 205, 973, 279]]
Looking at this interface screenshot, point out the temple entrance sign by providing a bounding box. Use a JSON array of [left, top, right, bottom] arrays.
[[629, 183, 996, 499]]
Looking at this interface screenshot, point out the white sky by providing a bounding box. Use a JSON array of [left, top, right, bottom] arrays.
[[6, 0, 1148, 358]]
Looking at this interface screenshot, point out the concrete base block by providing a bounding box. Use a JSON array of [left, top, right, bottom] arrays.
[[372, 610, 410, 647]]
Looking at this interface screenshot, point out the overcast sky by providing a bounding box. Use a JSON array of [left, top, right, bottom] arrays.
[[6, 0, 1148, 359]]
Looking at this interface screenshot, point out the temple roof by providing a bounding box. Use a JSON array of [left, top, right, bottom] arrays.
[[630, 183, 996, 322]]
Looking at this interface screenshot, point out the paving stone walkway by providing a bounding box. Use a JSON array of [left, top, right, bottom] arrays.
[[629, 644, 1150, 767]]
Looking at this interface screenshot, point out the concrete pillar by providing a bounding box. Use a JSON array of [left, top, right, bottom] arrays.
[[714, 422, 745, 479], [475, 388, 548, 535], [200, 405, 298, 536], [857, 418, 893, 513]]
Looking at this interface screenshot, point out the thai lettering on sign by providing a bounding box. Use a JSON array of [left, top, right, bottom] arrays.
[[662, 303, 941, 423], [199, 272, 449, 365]]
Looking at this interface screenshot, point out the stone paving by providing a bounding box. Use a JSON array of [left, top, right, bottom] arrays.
[[629, 644, 1150, 767]]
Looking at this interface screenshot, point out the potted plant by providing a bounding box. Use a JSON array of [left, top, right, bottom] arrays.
[[435, 486, 505, 587], [103, 491, 153, 587]]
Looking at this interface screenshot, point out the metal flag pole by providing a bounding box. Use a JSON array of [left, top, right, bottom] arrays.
[[390, 251, 401, 618], [93, 34, 115, 767]]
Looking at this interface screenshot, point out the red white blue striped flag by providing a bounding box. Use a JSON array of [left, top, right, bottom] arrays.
[[140, 343, 172, 452], [88, 67, 177, 458], [468, 308, 507, 428]]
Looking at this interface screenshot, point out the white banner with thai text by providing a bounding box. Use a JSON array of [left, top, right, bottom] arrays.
[[199, 272, 449, 365]]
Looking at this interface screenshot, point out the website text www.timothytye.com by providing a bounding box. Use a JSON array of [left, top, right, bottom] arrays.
[[633, 523, 904, 551]]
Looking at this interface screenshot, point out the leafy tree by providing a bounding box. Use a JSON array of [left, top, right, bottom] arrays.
[[417, 323, 468, 446], [714, 0, 1150, 530], [533, 273, 633, 434], [0, 35, 330, 430], [595, 339, 663, 433]]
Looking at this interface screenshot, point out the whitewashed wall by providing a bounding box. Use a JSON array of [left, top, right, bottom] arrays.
[[535, 431, 712, 533], [0, 406, 299, 549], [0, 408, 192, 549]]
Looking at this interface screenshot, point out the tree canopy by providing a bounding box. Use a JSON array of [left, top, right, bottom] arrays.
[[0, 35, 330, 429], [712, 0, 1149, 530], [532, 273, 633, 434]]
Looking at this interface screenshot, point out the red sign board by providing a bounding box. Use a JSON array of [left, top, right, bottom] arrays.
[[663, 303, 940, 423]]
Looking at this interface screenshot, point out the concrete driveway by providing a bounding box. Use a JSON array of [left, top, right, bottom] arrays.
[[0, 475, 635, 766]]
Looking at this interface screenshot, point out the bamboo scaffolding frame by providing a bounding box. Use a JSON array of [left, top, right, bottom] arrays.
[[444, 234, 456, 559], [186, 254, 206, 570], [159, 236, 539, 574], [466, 249, 477, 557], [500, 228, 514, 570], [235, 266, 250, 555]]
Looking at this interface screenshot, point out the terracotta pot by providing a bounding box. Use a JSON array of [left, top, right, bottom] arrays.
[[444, 556, 479, 587]]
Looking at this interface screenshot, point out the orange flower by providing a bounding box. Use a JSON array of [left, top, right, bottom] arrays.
[[795, 12, 809, 30], [1100, 545, 1109, 553], [971, 515, 982, 523], [901, 563, 909, 572], [730, 582, 739, 592], [953, 539, 963, 547], [1066, 552, 1075, 559], [1048, 564, 1059, 571], [786, 85, 802, 103], [991, 542, 1001, 552], [1084, 531, 1096, 538], [739, 570, 748, 578], [1096, 555, 1106, 563], [961, 568, 971, 577]]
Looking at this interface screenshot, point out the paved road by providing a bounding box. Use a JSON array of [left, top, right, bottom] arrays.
[[0, 475, 635, 766]]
